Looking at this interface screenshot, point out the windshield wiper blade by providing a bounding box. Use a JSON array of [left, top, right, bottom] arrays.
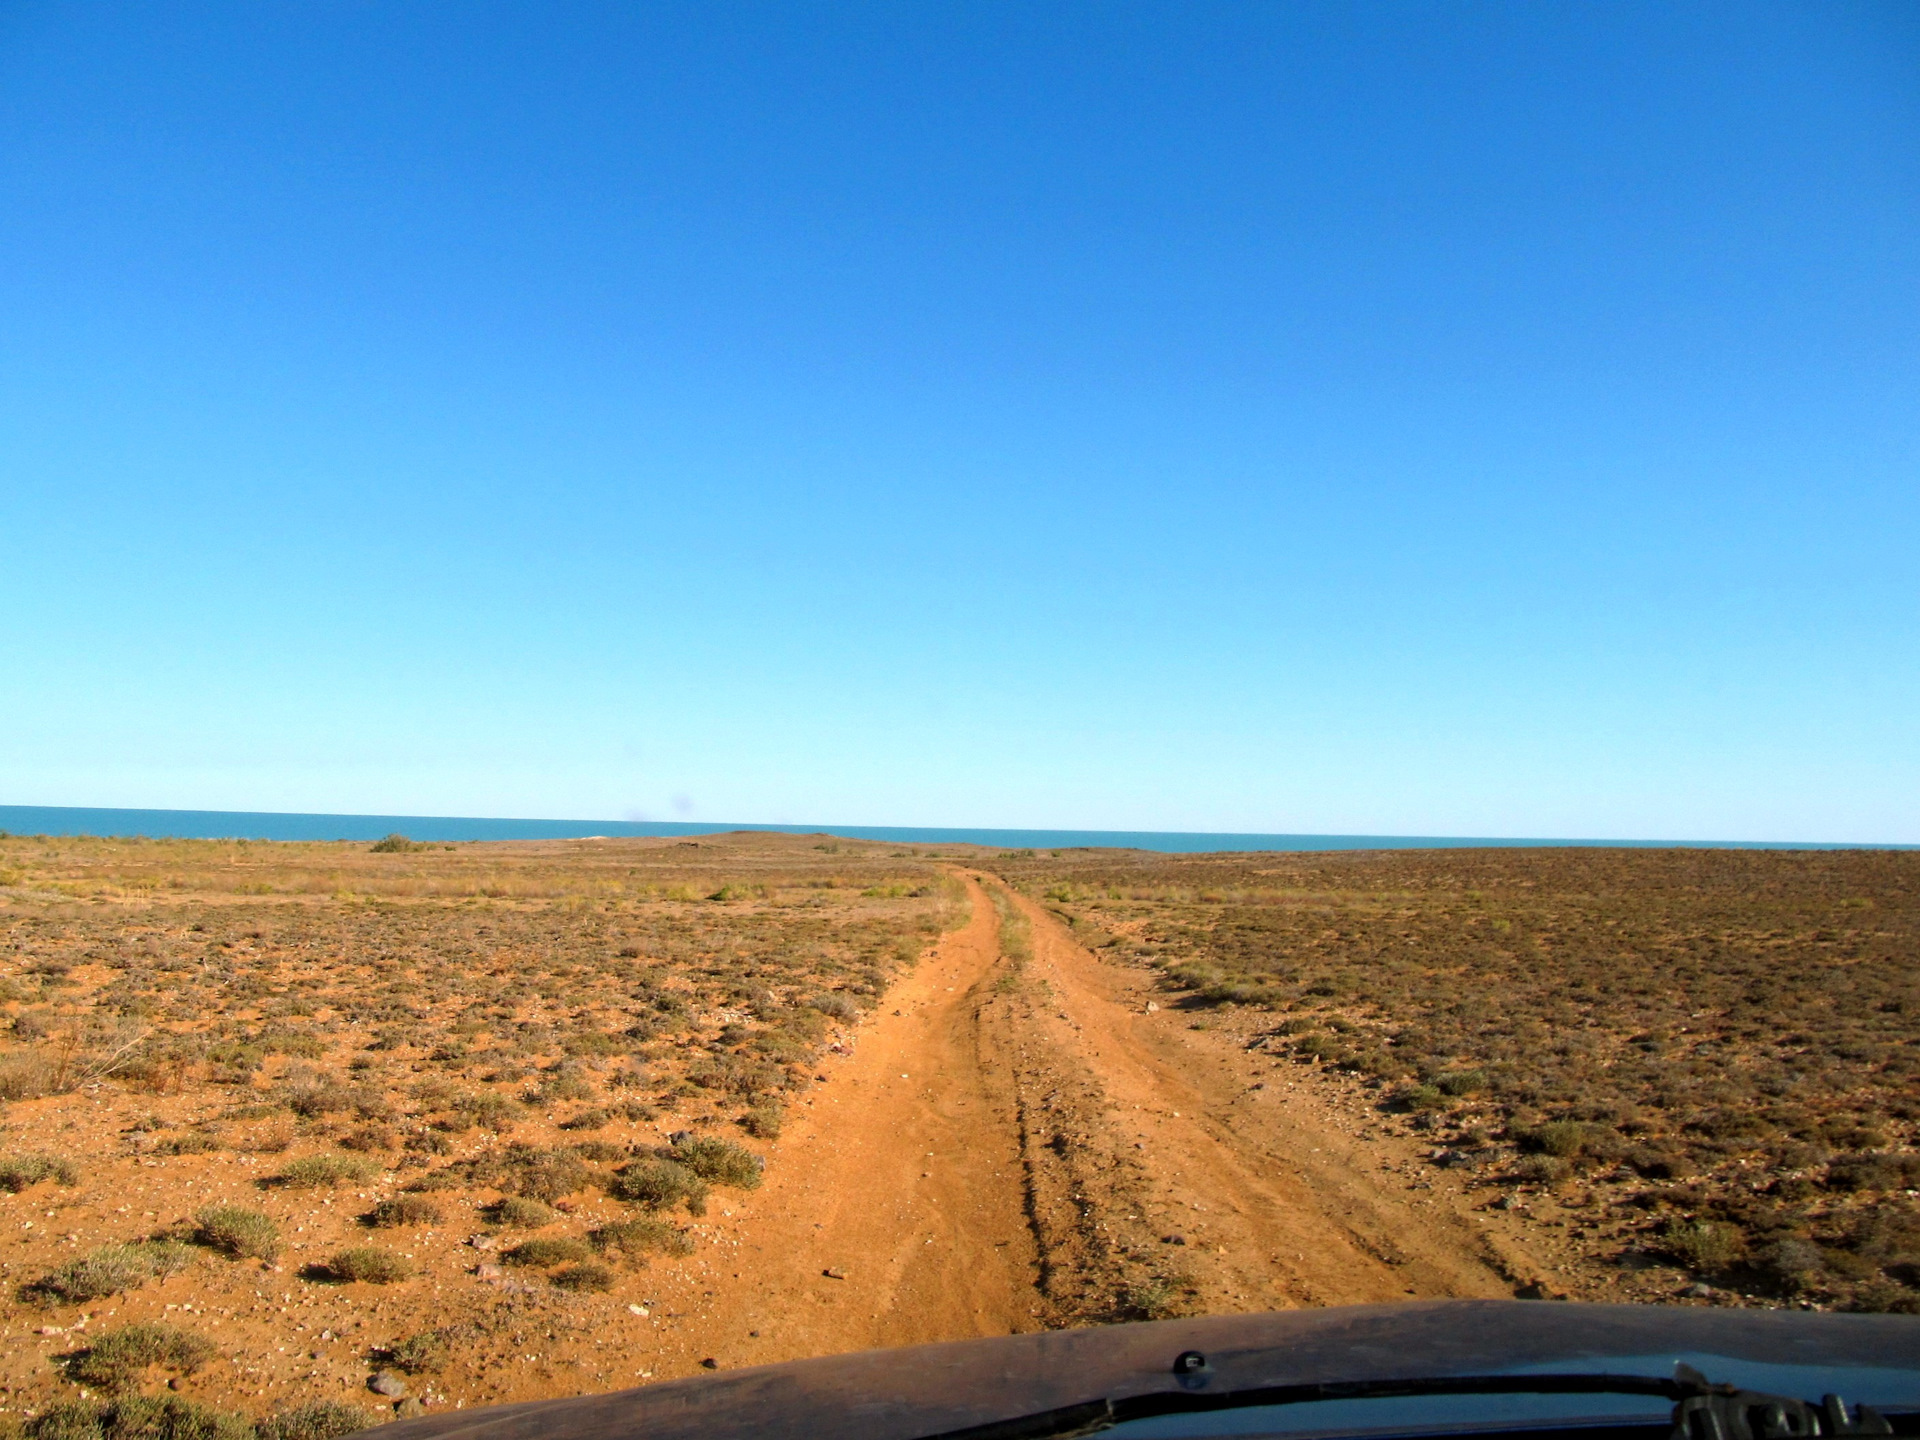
[[920, 1366, 1898, 1440]]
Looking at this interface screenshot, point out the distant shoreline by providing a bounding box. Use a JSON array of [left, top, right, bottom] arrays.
[[0, 803, 1907, 853]]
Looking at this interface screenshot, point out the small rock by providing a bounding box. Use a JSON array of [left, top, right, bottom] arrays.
[[1163, 1234, 1187, 1246], [369, 1372, 408, 1398], [628, 1304, 649, 1316], [669, 1130, 693, 1146], [468, 1234, 498, 1251], [394, 1398, 425, 1418], [699, 1358, 719, 1370], [1683, 1282, 1714, 1299], [822, 1267, 847, 1280], [475, 1263, 504, 1280], [1144, 1001, 1159, 1013]]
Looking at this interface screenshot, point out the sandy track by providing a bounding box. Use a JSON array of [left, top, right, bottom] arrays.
[[998, 883, 1522, 1312], [633, 876, 1040, 1377], [628, 872, 1522, 1386]]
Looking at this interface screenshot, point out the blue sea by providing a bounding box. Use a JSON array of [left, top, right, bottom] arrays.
[[0, 804, 1904, 853]]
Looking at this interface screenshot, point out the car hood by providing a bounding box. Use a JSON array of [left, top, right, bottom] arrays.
[[370, 1300, 1920, 1440]]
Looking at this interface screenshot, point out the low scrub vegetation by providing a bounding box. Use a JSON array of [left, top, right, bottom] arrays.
[[194, 1205, 281, 1261], [60, 1323, 218, 1391], [26, 1241, 193, 1305], [998, 845, 1920, 1313], [0, 829, 965, 1415], [318, 1247, 411, 1284]]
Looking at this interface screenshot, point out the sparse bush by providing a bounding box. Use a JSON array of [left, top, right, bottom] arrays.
[[588, 1216, 694, 1260], [274, 1154, 375, 1189], [257, 1402, 376, 1440], [29, 1396, 252, 1440], [339, 1124, 396, 1152], [0, 1153, 79, 1191], [1521, 1121, 1590, 1158], [368, 834, 421, 853], [448, 1092, 521, 1131], [27, 1241, 193, 1304], [1396, 1083, 1447, 1113], [155, 1132, 222, 1156], [559, 1108, 608, 1131], [1513, 1154, 1571, 1185], [387, 1331, 450, 1375], [673, 1136, 762, 1189], [1827, 1152, 1920, 1193], [487, 1196, 558, 1228], [61, 1324, 217, 1391], [194, 1205, 280, 1261], [365, 1195, 441, 1228], [1663, 1217, 1745, 1273], [503, 1237, 593, 1267], [322, 1247, 411, 1284], [550, 1261, 613, 1292], [1761, 1238, 1827, 1294], [0, 1056, 56, 1102], [497, 1146, 592, 1202], [608, 1157, 709, 1214]]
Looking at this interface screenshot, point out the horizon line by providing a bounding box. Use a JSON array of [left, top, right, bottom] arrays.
[[1, 802, 1911, 853]]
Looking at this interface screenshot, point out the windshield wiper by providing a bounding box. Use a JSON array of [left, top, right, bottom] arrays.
[[921, 1357, 1900, 1440]]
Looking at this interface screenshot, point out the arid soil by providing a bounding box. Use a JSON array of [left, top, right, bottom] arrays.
[[0, 835, 1911, 1440]]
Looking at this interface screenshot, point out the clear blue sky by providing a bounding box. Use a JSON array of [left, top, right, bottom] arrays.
[[2, 2, 1915, 842]]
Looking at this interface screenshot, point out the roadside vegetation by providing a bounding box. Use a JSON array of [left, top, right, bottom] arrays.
[[993, 845, 1920, 1314], [0, 831, 966, 1420]]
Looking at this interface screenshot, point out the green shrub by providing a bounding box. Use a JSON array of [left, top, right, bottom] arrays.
[[608, 1157, 709, 1215], [486, 1196, 558, 1228], [503, 1237, 592, 1267], [27, 1242, 193, 1304], [1397, 1084, 1448, 1113], [364, 1195, 441, 1228], [368, 834, 420, 853], [740, 1103, 783, 1140], [672, 1136, 762, 1189], [338, 1124, 396, 1153], [386, 1330, 450, 1375], [558, 1107, 608, 1131], [62, 1324, 218, 1391], [497, 1146, 590, 1201], [448, 1092, 521, 1131], [589, 1217, 694, 1260], [1827, 1152, 1920, 1193], [1436, 1069, 1488, 1096], [0, 1153, 79, 1191], [29, 1396, 252, 1440], [1513, 1154, 1571, 1185], [155, 1133, 222, 1156], [323, 1247, 410, 1284], [194, 1206, 280, 1261], [1522, 1120, 1590, 1158], [256, 1402, 376, 1440], [550, 1262, 614, 1292], [275, 1154, 374, 1189], [1663, 1218, 1745, 1273]]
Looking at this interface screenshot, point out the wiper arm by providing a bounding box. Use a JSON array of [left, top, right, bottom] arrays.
[[921, 1359, 1898, 1440]]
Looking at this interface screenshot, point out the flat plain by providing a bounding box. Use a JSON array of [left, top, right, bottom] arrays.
[[0, 834, 1913, 1440]]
